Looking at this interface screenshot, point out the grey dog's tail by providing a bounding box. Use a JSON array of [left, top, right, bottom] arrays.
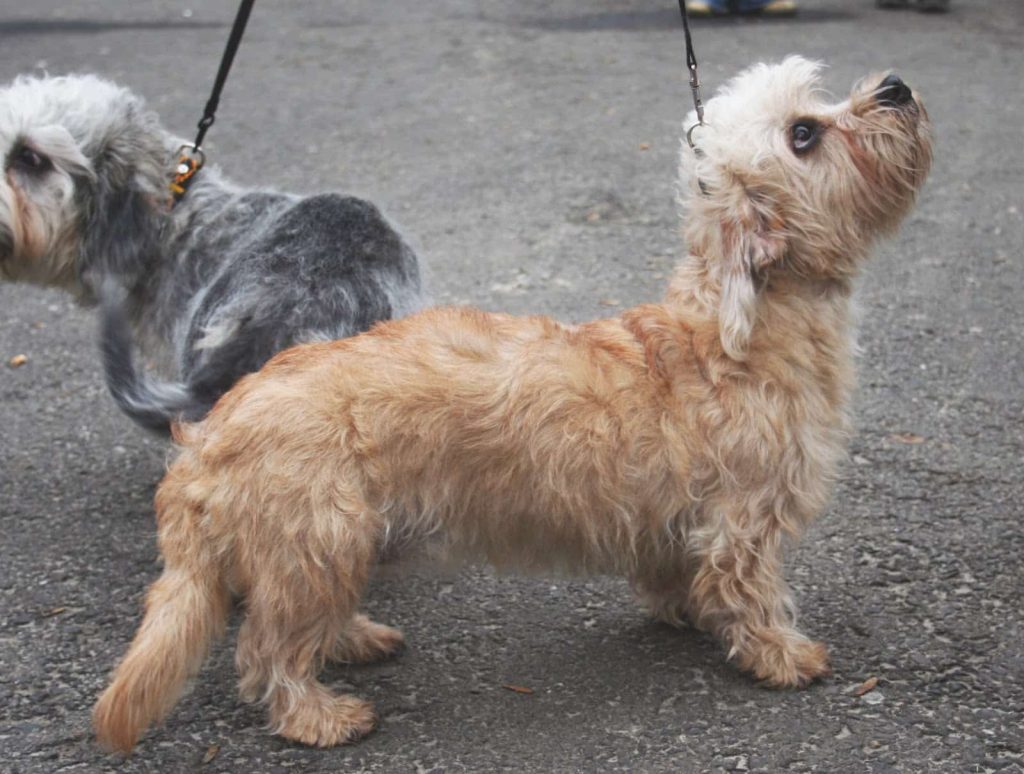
[[99, 285, 208, 435]]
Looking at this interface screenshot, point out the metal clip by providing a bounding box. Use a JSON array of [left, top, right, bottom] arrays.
[[685, 62, 706, 152], [689, 65, 704, 128], [686, 122, 704, 151], [169, 144, 206, 204]]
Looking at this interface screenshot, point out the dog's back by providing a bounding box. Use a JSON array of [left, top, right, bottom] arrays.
[[100, 191, 424, 434]]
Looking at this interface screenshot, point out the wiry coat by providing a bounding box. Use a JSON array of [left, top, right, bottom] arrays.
[[94, 57, 932, 752], [0, 74, 423, 432]]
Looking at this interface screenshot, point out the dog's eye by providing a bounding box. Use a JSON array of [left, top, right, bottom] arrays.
[[790, 120, 821, 155], [10, 145, 52, 173]]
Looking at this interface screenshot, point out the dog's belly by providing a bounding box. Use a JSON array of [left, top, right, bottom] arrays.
[[373, 489, 687, 580]]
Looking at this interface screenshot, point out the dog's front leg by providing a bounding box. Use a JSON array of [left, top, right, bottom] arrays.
[[686, 506, 831, 688]]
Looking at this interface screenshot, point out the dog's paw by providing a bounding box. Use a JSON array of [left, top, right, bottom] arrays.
[[275, 694, 376, 747], [329, 613, 404, 664], [737, 630, 831, 689]]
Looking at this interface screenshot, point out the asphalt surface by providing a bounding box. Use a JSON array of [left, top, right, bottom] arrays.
[[1, 1, 1022, 772]]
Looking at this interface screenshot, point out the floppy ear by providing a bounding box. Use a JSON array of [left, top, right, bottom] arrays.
[[717, 188, 787, 361], [31, 125, 94, 182], [77, 138, 166, 292]]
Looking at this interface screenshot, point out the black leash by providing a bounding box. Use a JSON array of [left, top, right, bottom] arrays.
[[170, 0, 257, 204], [676, 0, 706, 149]]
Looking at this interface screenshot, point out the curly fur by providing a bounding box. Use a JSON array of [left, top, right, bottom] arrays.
[[0, 74, 424, 433], [93, 57, 932, 752]]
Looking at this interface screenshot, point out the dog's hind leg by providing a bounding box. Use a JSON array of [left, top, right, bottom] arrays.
[[632, 564, 694, 628], [236, 599, 378, 747], [686, 503, 831, 689], [327, 613, 404, 665], [234, 501, 383, 747]]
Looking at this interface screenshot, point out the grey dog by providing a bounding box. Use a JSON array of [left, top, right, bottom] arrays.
[[0, 74, 424, 433]]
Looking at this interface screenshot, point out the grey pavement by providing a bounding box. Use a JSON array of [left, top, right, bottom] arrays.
[[1, 0, 1022, 771]]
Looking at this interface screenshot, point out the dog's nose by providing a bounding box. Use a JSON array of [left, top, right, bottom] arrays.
[[876, 74, 913, 107]]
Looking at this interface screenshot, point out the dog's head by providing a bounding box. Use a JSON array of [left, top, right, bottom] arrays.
[[0, 75, 169, 297], [679, 56, 932, 360]]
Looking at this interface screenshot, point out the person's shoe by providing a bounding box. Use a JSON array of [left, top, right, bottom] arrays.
[[687, 0, 799, 16], [735, 0, 798, 15], [686, 0, 729, 16], [914, 0, 949, 12], [760, 0, 798, 14]]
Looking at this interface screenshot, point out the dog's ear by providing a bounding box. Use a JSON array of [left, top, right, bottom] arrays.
[[77, 130, 166, 293], [29, 125, 94, 181], [715, 183, 787, 361]]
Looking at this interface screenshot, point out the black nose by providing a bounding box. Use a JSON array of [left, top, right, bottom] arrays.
[[877, 74, 913, 107]]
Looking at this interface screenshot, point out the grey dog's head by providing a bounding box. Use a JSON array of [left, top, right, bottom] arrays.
[[0, 74, 171, 297]]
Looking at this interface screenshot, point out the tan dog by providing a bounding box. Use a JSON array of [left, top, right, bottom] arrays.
[[94, 57, 932, 752]]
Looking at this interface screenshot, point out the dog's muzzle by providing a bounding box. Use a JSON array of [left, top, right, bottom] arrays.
[[876, 74, 914, 108]]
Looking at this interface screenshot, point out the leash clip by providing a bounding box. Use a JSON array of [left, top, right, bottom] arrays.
[[688, 64, 705, 127], [169, 143, 206, 204], [686, 63, 706, 151], [678, 1, 706, 153], [171, 0, 255, 206]]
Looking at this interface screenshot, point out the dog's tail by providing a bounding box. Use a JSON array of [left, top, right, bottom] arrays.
[[98, 283, 207, 435], [93, 469, 229, 753]]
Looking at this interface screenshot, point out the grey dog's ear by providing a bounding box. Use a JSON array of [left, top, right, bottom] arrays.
[[78, 143, 164, 291], [717, 185, 787, 361], [30, 125, 94, 180]]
